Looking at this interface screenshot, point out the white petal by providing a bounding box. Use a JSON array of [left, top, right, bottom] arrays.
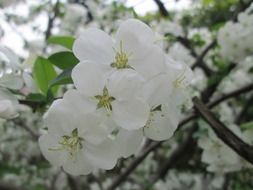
[[112, 98, 149, 130], [63, 150, 94, 175], [72, 61, 110, 97], [107, 69, 144, 100], [144, 104, 180, 141], [115, 129, 144, 158], [129, 45, 166, 79], [165, 58, 194, 88], [78, 113, 114, 145], [85, 139, 118, 170], [0, 99, 18, 119], [0, 46, 20, 71], [39, 134, 68, 167], [116, 19, 154, 53], [0, 88, 18, 119], [73, 28, 114, 65], [0, 74, 23, 90], [45, 99, 78, 135], [63, 89, 96, 114], [141, 73, 172, 107], [0, 88, 18, 104]]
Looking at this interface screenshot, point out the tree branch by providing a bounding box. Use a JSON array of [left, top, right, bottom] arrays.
[[191, 40, 217, 75], [150, 125, 198, 183], [45, 0, 60, 40], [193, 96, 253, 165], [106, 141, 162, 190], [153, 0, 169, 17], [0, 182, 25, 190]]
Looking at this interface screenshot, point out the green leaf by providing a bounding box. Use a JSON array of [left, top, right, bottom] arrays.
[[26, 93, 47, 102], [48, 51, 78, 70], [49, 68, 73, 88], [47, 36, 75, 50], [33, 57, 57, 95], [241, 121, 253, 130]]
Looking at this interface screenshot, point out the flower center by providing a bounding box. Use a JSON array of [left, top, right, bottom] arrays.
[[111, 41, 132, 69], [95, 86, 115, 113], [49, 128, 84, 158], [173, 68, 187, 89], [145, 105, 162, 128]]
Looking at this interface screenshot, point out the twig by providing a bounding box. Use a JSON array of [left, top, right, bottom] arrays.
[[201, 63, 236, 103], [193, 97, 253, 164], [0, 182, 25, 190], [45, 0, 60, 40], [106, 142, 162, 190], [150, 125, 198, 183], [12, 118, 39, 140], [153, 0, 170, 17], [235, 94, 253, 124], [191, 40, 217, 76]]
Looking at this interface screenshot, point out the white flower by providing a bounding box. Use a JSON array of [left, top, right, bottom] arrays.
[[0, 46, 20, 72], [73, 19, 166, 80], [0, 88, 19, 119], [138, 59, 193, 141], [218, 11, 253, 62], [168, 43, 195, 66], [60, 4, 87, 34], [198, 125, 243, 173], [0, 73, 23, 90], [39, 90, 119, 175], [72, 61, 149, 130], [114, 128, 144, 158]]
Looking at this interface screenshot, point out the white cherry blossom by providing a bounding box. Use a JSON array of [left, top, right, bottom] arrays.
[[39, 90, 119, 175], [71, 61, 150, 130], [73, 19, 166, 80]]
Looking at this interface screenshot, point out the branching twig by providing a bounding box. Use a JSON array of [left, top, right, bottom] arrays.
[[235, 94, 253, 124], [45, 0, 60, 40], [150, 125, 198, 183], [191, 40, 217, 76], [0, 182, 25, 190], [106, 142, 162, 190], [153, 0, 170, 17], [193, 97, 253, 164]]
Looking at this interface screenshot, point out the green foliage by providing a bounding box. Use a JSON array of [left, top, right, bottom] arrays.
[[33, 56, 57, 96], [25, 93, 47, 103], [181, 0, 240, 28], [241, 121, 253, 129], [47, 36, 75, 50], [190, 33, 206, 47], [49, 68, 73, 88], [48, 51, 79, 70]]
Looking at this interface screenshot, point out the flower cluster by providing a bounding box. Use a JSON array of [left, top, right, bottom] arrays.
[[218, 8, 253, 62], [39, 19, 193, 175]]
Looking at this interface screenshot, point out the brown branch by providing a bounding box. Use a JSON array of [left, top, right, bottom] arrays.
[[176, 36, 214, 76], [45, 0, 60, 40], [106, 141, 162, 190], [150, 125, 198, 183], [193, 96, 253, 165], [191, 40, 217, 74], [235, 94, 253, 124], [105, 83, 253, 190], [153, 0, 169, 17], [201, 63, 236, 103], [207, 83, 253, 108], [12, 118, 39, 140], [0, 182, 25, 190]]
